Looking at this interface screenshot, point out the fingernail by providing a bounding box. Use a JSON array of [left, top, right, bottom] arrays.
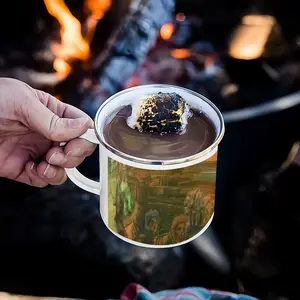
[[43, 164, 56, 179], [68, 118, 90, 129], [30, 162, 37, 174], [67, 148, 84, 157], [49, 152, 66, 165]]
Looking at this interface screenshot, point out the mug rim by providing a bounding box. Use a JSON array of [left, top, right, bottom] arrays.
[[94, 84, 225, 166]]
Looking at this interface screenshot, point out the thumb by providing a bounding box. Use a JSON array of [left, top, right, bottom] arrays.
[[27, 93, 92, 142]]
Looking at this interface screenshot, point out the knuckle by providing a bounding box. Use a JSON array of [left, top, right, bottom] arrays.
[[48, 115, 65, 141]]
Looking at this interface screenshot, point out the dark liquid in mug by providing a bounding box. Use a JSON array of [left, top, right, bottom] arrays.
[[103, 105, 216, 160]]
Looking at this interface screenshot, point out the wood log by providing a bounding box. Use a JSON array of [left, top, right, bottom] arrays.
[[67, 0, 176, 116]]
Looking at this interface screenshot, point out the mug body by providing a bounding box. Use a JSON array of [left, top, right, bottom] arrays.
[[99, 143, 218, 248], [96, 84, 224, 248]]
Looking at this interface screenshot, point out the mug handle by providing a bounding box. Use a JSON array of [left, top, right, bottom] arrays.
[[60, 128, 100, 195]]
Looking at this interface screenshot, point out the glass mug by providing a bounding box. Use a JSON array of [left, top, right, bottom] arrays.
[[64, 85, 225, 248]]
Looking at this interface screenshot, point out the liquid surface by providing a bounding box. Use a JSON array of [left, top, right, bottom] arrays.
[[103, 106, 216, 160]]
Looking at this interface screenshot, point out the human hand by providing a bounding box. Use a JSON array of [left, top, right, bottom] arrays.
[[0, 78, 96, 187]]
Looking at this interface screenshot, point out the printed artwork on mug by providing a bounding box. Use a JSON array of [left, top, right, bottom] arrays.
[[107, 152, 217, 246]]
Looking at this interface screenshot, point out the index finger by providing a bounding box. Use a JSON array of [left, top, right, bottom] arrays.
[[62, 102, 93, 121], [36, 89, 93, 121]]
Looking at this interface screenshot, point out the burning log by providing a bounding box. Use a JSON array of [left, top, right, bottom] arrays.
[[0, 0, 116, 92], [43, 0, 113, 79], [74, 0, 176, 117], [0, 0, 175, 111]]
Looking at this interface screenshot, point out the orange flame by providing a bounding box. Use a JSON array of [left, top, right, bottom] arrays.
[[85, 0, 111, 18], [170, 48, 191, 59], [160, 23, 175, 40], [44, 0, 111, 78], [53, 58, 72, 78], [84, 0, 112, 43]]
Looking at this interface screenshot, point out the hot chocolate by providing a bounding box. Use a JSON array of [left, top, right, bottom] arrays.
[[103, 96, 216, 160]]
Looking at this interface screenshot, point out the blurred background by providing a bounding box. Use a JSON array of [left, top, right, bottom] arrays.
[[1, 0, 300, 299]]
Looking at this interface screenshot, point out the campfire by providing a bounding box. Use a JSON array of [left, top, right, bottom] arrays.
[[0, 0, 299, 114], [0, 0, 120, 91], [43, 0, 111, 80]]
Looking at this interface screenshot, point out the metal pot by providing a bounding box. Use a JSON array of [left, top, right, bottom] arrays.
[[192, 90, 300, 273], [217, 90, 300, 220]]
